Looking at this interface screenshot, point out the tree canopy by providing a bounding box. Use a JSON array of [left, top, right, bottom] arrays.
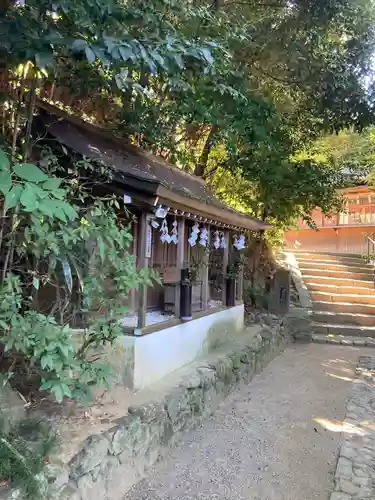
[[295, 127, 375, 184], [0, 0, 374, 226]]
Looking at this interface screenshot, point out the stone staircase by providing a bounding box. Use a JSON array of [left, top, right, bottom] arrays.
[[294, 252, 375, 339]]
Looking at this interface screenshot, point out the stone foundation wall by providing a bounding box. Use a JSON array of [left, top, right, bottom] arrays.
[[4, 321, 291, 500]]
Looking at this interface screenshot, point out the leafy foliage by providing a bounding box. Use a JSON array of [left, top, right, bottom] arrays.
[[295, 128, 375, 184], [1, 0, 374, 230], [0, 413, 55, 500], [0, 148, 159, 402], [0, 154, 75, 219]]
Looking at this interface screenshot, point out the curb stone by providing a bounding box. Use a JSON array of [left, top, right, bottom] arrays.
[[330, 356, 375, 500], [313, 334, 375, 348]]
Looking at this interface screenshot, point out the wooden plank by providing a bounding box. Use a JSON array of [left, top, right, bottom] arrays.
[[202, 224, 210, 309], [163, 266, 180, 284], [174, 218, 185, 318], [136, 212, 150, 331], [221, 230, 229, 305]]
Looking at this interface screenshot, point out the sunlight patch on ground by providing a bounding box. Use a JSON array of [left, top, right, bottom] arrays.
[[326, 372, 354, 383], [313, 417, 367, 436]]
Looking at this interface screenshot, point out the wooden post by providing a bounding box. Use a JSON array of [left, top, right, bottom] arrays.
[[129, 218, 138, 312], [174, 217, 185, 317], [221, 230, 229, 305], [202, 224, 210, 310], [136, 212, 150, 333], [237, 264, 244, 301]]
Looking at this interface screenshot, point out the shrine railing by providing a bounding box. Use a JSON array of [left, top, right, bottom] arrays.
[[299, 204, 375, 228]]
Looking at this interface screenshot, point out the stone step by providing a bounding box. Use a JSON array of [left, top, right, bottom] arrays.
[[312, 334, 375, 347], [292, 250, 362, 258], [295, 254, 365, 265], [298, 267, 374, 280], [298, 260, 372, 273], [313, 300, 375, 315], [312, 310, 375, 327], [307, 282, 375, 295], [303, 275, 374, 288], [312, 322, 375, 338], [310, 290, 375, 305]]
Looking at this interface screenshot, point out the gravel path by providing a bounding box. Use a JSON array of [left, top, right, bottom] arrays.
[[125, 344, 368, 500]]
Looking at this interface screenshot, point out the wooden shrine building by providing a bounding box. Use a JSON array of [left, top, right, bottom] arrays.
[[37, 102, 271, 389]]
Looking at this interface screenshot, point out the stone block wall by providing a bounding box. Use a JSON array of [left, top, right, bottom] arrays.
[[4, 321, 291, 500]]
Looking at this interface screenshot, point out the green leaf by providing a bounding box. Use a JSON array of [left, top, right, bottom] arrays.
[[20, 184, 39, 211], [85, 46, 96, 63], [201, 47, 214, 65], [60, 202, 78, 221], [43, 177, 62, 190], [0, 171, 12, 195], [0, 319, 9, 330], [37, 199, 56, 218], [13, 163, 48, 182], [0, 149, 9, 171], [5, 185, 23, 211], [52, 384, 64, 403], [61, 383, 73, 398], [119, 46, 133, 61], [59, 344, 71, 358], [98, 236, 105, 262], [33, 277, 40, 290], [41, 355, 52, 370], [53, 188, 66, 200], [35, 51, 54, 68], [72, 39, 88, 52]]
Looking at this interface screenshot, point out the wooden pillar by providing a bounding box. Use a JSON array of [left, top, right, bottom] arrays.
[[174, 217, 185, 318], [202, 224, 210, 310], [129, 218, 138, 312], [136, 212, 150, 333], [221, 230, 229, 306], [237, 264, 244, 301]]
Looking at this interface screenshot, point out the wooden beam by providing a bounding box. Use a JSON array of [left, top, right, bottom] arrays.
[[156, 186, 271, 232], [136, 212, 150, 332], [221, 230, 229, 305], [202, 225, 210, 310], [174, 217, 186, 318]]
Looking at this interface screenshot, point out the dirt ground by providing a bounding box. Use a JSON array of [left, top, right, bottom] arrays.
[[124, 343, 366, 500], [28, 381, 135, 463]]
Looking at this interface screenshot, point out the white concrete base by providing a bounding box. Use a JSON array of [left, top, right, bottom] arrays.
[[119, 305, 244, 390]]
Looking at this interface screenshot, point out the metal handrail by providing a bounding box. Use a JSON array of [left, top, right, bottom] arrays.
[[367, 233, 375, 265]]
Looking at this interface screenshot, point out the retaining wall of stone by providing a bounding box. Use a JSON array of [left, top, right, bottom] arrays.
[[4, 320, 290, 500]]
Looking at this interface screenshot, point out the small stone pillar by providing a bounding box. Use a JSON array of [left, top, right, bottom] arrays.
[[268, 268, 291, 315]]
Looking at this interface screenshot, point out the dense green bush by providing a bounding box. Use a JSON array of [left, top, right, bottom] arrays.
[[0, 149, 159, 402]]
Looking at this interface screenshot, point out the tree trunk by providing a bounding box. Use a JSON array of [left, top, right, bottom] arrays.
[[193, 125, 218, 177]]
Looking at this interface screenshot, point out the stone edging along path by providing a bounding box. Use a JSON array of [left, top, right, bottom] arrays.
[[3, 320, 291, 500], [313, 334, 375, 348], [330, 356, 375, 500]]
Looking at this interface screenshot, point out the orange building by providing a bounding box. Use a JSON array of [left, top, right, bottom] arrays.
[[285, 185, 375, 255]]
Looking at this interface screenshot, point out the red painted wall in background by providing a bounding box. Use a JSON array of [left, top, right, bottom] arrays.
[[285, 186, 375, 254]]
